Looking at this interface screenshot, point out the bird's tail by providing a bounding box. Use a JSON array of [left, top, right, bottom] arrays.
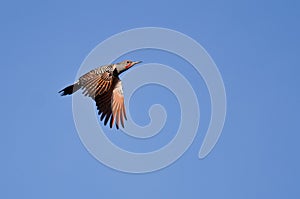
[[59, 82, 80, 96]]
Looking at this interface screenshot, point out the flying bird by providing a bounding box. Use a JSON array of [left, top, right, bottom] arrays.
[[59, 60, 142, 129]]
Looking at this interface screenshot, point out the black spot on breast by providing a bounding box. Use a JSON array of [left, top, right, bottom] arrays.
[[113, 68, 118, 76]]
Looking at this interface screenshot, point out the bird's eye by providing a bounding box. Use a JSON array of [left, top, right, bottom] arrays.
[[126, 61, 130, 64]]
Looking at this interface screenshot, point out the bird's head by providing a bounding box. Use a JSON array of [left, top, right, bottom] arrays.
[[115, 60, 142, 74]]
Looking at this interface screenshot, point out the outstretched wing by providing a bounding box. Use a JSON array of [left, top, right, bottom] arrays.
[[80, 70, 114, 98], [95, 79, 127, 129], [111, 81, 127, 128]]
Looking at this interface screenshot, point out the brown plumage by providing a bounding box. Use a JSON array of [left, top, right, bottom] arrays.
[[59, 60, 142, 129]]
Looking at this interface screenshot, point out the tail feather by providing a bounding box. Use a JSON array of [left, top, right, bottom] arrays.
[[59, 82, 80, 96]]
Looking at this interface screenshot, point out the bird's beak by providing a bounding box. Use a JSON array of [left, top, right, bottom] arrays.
[[132, 61, 142, 65]]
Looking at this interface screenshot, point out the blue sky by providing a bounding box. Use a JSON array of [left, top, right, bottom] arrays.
[[1, 0, 300, 198]]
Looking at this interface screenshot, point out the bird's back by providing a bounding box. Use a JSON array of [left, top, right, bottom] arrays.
[[93, 64, 115, 74], [79, 64, 115, 85]]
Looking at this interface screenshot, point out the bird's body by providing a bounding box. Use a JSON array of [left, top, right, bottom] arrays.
[[59, 60, 142, 129]]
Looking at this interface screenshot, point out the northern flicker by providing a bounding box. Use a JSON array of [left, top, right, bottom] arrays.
[[59, 60, 142, 129]]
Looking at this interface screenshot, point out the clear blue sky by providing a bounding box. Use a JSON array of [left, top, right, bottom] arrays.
[[1, 0, 300, 198]]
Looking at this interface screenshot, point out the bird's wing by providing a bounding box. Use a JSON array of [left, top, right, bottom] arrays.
[[80, 71, 114, 98], [111, 81, 127, 129], [95, 79, 127, 129]]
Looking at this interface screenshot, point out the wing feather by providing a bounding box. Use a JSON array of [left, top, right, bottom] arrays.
[[111, 81, 126, 128], [94, 78, 127, 129], [80, 71, 114, 98]]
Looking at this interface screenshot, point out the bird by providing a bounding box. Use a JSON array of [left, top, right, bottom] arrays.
[[59, 60, 142, 129]]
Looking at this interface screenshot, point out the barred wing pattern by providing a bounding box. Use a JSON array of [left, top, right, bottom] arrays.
[[79, 64, 115, 98], [78, 64, 127, 129]]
